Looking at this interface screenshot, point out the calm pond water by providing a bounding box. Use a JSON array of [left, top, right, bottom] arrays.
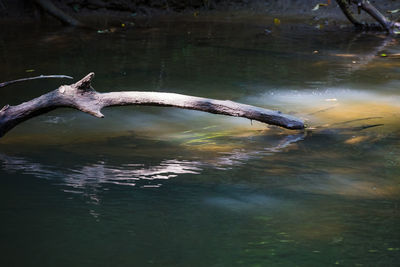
[[0, 14, 399, 266]]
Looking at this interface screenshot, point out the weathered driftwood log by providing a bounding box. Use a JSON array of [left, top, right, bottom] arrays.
[[0, 73, 304, 138]]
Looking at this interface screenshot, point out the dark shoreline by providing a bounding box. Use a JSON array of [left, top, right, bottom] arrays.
[[0, 0, 398, 26]]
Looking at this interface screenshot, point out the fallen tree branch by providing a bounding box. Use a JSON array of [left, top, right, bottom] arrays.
[[335, 0, 400, 34], [355, 0, 400, 34], [336, 0, 364, 29], [0, 75, 73, 88], [0, 73, 304, 138]]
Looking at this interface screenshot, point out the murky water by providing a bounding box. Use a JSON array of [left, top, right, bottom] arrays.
[[1, 14, 399, 266]]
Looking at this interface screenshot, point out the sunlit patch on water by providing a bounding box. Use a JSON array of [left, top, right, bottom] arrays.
[[247, 88, 400, 132]]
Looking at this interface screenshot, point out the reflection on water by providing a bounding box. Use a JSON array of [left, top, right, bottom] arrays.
[[0, 15, 400, 267], [0, 132, 304, 192], [1, 126, 399, 201], [0, 154, 200, 188]]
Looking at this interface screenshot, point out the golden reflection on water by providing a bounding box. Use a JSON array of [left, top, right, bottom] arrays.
[[288, 175, 400, 199], [344, 135, 370, 144], [247, 89, 400, 133], [312, 101, 399, 131]]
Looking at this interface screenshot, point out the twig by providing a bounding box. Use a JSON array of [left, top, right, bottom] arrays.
[[0, 75, 73, 88]]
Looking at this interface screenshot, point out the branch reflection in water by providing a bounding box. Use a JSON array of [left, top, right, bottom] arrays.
[[0, 133, 304, 192]]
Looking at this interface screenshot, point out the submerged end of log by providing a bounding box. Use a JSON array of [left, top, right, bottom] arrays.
[[0, 73, 304, 138]]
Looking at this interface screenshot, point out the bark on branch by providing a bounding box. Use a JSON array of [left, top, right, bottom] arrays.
[[0, 73, 304, 138]]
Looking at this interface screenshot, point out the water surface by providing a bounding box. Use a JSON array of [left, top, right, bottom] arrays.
[[0, 14, 399, 266]]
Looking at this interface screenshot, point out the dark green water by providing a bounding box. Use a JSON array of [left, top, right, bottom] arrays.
[[1, 14, 399, 266]]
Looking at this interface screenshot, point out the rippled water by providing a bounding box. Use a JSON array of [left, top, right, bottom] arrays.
[[1, 14, 399, 266]]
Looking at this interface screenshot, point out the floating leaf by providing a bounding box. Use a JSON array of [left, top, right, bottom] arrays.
[[312, 3, 328, 11], [380, 53, 387, 57], [25, 69, 35, 73], [279, 239, 294, 243], [97, 28, 117, 34], [274, 18, 281, 26], [332, 53, 357, 58], [72, 4, 80, 12], [387, 9, 400, 14], [332, 236, 343, 243], [345, 136, 368, 145]]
